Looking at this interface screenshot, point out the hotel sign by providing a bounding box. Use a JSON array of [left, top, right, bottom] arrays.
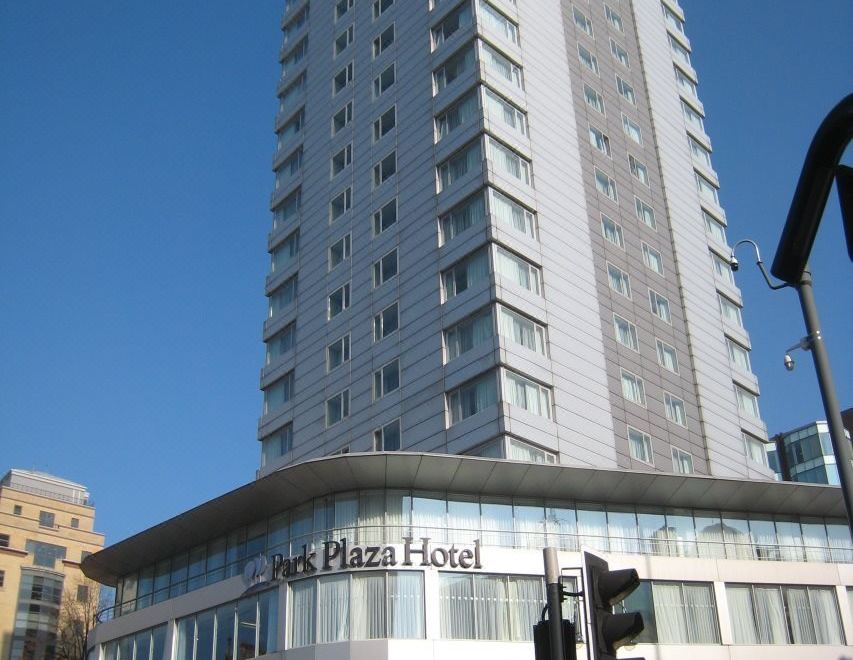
[[242, 537, 482, 590]]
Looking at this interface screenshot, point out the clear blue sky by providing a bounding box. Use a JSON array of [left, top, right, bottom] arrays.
[[1, 1, 850, 546]]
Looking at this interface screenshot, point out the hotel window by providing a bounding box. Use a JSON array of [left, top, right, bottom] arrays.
[[616, 75, 636, 105], [481, 42, 523, 88], [619, 581, 719, 644], [261, 425, 293, 466], [736, 385, 760, 419], [289, 572, 424, 646], [432, 4, 472, 47], [613, 314, 639, 351], [0, 534, 8, 548], [689, 136, 713, 168], [727, 338, 752, 372], [664, 393, 687, 426], [373, 359, 400, 399], [635, 197, 656, 229], [589, 125, 611, 157], [628, 427, 653, 464], [279, 72, 306, 114], [682, 100, 705, 132], [374, 419, 401, 451], [744, 433, 769, 467], [696, 172, 719, 205], [671, 447, 694, 474], [25, 541, 66, 568], [504, 370, 551, 419], [269, 276, 297, 317], [605, 5, 624, 32], [13, 505, 22, 515], [281, 38, 308, 76], [595, 169, 618, 202], [629, 154, 650, 186], [39, 511, 55, 528], [495, 247, 541, 294], [283, 5, 308, 40], [578, 44, 599, 75], [490, 188, 536, 238], [448, 372, 498, 424], [436, 90, 477, 140], [727, 584, 844, 645], [331, 144, 352, 177], [440, 192, 486, 243], [642, 243, 664, 275], [266, 322, 296, 364], [621, 370, 646, 407], [584, 84, 605, 114], [373, 302, 399, 341], [622, 114, 642, 144], [656, 339, 679, 373], [443, 248, 489, 300], [438, 140, 482, 191], [434, 44, 475, 92], [333, 62, 354, 95], [335, 0, 353, 21], [572, 6, 593, 36], [649, 289, 671, 323], [711, 252, 735, 285], [374, 64, 396, 98], [373, 151, 397, 187], [0, 570, 4, 587], [669, 34, 691, 67], [334, 25, 353, 57], [328, 283, 351, 319], [703, 210, 727, 244], [373, 0, 393, 20], [373, 24, 395, 58], [277, 111, 304, 148], [330, 188, 352, 221], [719, 294, 743, 327], [445, 308, 493, 360], [263, 372, 294, 414], [326, 334, 351, 372], [439, 573, 547, 641], [610, 39, 629, 67], [372, 249, 398, 287], [484, 88, 527, 136], [275, 149, 302, 188], [607, 263, 631, 298], [325, 390, 351, 426], [373, 106, 396, 141], [328, 234, 351, 270], [663, 4, 686, 34], [273, 188, 301, 230], [479, 1, 519, 44], [373, 198, 398, 236], [498, 306, 546, 355], [601, 214, 624, 248], [675, 66, 698, 97]]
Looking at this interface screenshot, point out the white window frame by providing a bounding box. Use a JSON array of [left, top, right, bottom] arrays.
[[373, 106, 396, 141], [649, 289, 672, 324], [325, 389, 351, 427], [607, 262, 631, 298], [601, 214, 624, 248], [656, 339, 679, 373], [373, 358, 401, 399], [595, 168, 618, 202], [671, 446, 694, 474], [373, 302, 399, 341], [328, 282, 351, 319], [664, 392, 688, 427], [373, 198, 398, 236], [328, 234, 351, 270], [627, 426, 653, 464], [642, 242, 664, 276], [613, 314, 639, 352], [326, 334, 351, 372], [372, 249, 398, 288], [621, 369, 646, 407], [578, 44, 599, 75]]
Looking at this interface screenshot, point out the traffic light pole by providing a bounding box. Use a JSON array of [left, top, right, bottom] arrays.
[[544, 547, 565, 660]]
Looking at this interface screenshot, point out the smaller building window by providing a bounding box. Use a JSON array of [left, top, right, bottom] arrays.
[[744, 433, 769, 467], [498, 306, 546, 355], [479, 1, 519, 44], [327, 334, 351, 372], [480, 42, 522, 88], [13, 505, 22, 516], [595, 169, 618, 202], [610, 39, 629, 67], [374, 419, 401, 451], [495, 247, 540, 294], [719, 294, 743, 327], [578, 44, 599, 75], [445, 308, 493, 361], [39, 511, 55, 528], [573, 6, 593, 36], [628, 427, 653, 464], [432, 4, 472, 47], [735, 385, 761, 419], [268, 274, 297, 318], [703, 210, 727, 245], [331, 143, 352, 177], [649, 289, 672, 324], [448, 372, 498, 424], [601, 214, 624, 248], [672, 447, 694, 474], [635, 197, 656, 229], [434, 45, 474, 92], [440, 192, 485, 243], [263, 372, 295, 414], [656, 339, 679, 373], [330, 188, 352, 221], [443, 249, 489, 300], [328, 234, 352, 270], [664, 393, 687, 427], [70, 517, 80, 529], [629, 154, 650, 186], [438, 141, 482, 191], [373, 151, 397, 187], [333, 62, 354, 95], [503, 370, 551, 419], [261, 425, 293, 467], [373, 359, 401, 399], [0, 569, 4, 587], [642, 243, 664, 275], [584, 84, 605, 114], [605, 5, 624, 32], [622, 114, 642, 144], [0, 534, 9, 548], [373, 106, 396, 141], [328, 283, 351, 319], [374, 302, 399, 341], [589, 125, 611, 157], [334, 25, 354, 57], [332, 102, 353, 135], [607, 263, 631, 298], [621, 370, 646, 407], [326, 390, 351, 426], [373, 24, 395, 58], [335, 0, 353, 21], [373, 198, 398, 235], [613, 314, 639, 351], [727, 339, 752, 373], [77, 584, 90, 603], [373, 0, 394, 20], [616, 75, 636, 105]]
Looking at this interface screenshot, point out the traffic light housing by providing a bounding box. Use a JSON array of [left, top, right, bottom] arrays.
[[533, 618, 577, 660], [583, 551, 644, 660]]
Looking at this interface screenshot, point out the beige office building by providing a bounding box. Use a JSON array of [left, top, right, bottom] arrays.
[[1, 469, 104, 660]]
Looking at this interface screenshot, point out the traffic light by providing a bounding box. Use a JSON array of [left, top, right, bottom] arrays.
[[583, 551, 644, 660], [533, 617, 576, 660]]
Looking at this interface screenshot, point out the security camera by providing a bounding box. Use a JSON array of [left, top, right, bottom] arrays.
[[783, 354, 795, 371], [729, 253, 739, 272]]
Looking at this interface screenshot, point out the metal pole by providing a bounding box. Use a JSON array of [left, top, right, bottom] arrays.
[[797, 269, 853, 534], [543, 547, 564, 660]]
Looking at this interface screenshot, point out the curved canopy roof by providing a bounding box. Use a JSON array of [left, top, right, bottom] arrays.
[[82, 452, 845, 585]]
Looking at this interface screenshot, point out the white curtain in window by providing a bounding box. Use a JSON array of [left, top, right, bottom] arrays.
[[317, 575, 349, 643], [334, 495, 358, 539], [490, 190, 532, 236], [475, 575, 509, 640], [490, 141, 522, 180], [389, 572, 424, 639], [505, 372, 546, 416], [352, 573, 385, 640], [808, 587, 844, 644], [514, 505, 545, 549], [508, 577, 541, 641], [753, 586, 787, 644], [481, 502, 514, 546], [785, 587, 815, 644], [577, 509, 608, 552], [448, 501, 480, 544], [695, 517, 726, 559], [359, 492, 385, 544], [289, 580, 315, 647], [499, 307, 537, 351], [682, 584, 718, 643], [483, 44, 512, 80], [727, 586, 757, 644], [412, 496, 446, 544], [652, 583, 688, 643], [440, 574, 475, 638]]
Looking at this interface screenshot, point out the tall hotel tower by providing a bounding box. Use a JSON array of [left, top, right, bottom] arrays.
[[258, 0, 772, 479]]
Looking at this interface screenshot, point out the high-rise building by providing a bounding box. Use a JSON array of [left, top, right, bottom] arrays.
[[768, 408, 853, 484], [82, 3, 853, 659], [1, 469, 104, 660], [257, 0, 771, 482]]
